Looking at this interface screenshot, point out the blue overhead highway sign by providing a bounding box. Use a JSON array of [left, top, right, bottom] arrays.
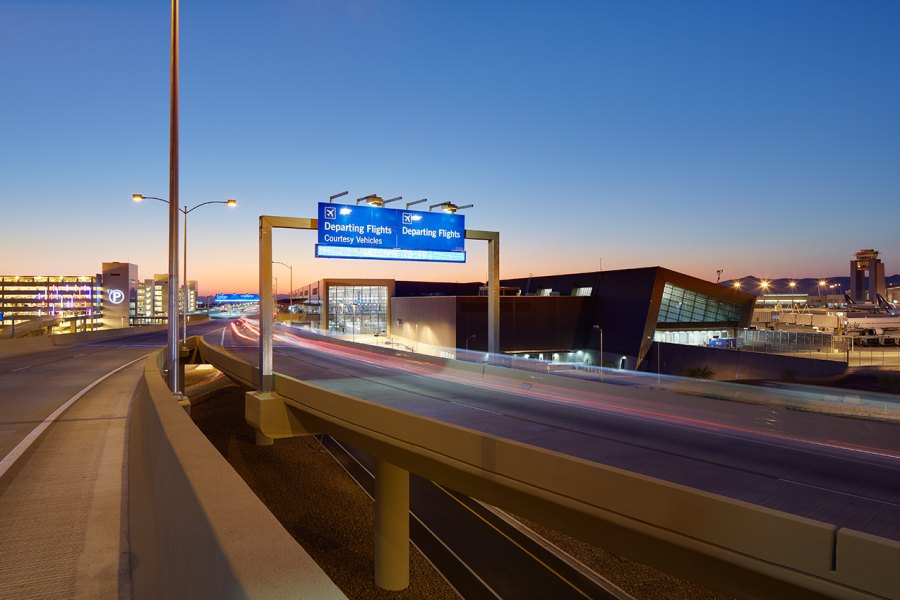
[[316, 202, 466, 263]]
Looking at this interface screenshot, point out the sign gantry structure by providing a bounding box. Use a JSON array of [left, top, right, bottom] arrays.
[[256, 204, 498, 392]]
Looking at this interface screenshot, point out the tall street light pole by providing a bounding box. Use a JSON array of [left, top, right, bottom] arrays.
[[168, 0, 180, 394]]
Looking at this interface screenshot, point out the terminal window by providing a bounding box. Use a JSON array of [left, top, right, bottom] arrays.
[[327, 285, 388, 335], [658, 283, 741, 324]]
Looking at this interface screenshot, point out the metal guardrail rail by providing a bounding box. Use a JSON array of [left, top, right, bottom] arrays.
[[195, 337, 900, 600]]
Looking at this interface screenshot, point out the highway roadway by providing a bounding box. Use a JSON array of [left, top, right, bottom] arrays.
[[0, 322, 232, 467], [215, 319, 900, 544]]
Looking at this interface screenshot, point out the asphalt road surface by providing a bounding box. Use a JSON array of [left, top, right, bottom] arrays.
[[0, 321, 223, 465]]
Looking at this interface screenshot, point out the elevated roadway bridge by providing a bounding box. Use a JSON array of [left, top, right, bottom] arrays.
[[202, 318, 900, 600]]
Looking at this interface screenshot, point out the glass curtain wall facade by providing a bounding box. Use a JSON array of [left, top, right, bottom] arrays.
[[658, 283, 741, 324], [327, 285, 388, 335], [655, 282, 742, 346]]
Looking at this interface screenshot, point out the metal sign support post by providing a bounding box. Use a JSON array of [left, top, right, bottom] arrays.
[[258, 216, 316, 392], [465, 229, 500, 355]]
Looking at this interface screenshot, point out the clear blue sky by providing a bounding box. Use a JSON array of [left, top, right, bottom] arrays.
[[2, 0, 898, 294]]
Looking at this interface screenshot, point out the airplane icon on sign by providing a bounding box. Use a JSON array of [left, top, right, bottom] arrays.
[[402, 213, 413, 224], [324, 206, 336, 219]]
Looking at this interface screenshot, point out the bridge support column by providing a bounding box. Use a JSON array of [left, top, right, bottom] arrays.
[[374, 458, 409, 591], [245, 390, 317, 445]]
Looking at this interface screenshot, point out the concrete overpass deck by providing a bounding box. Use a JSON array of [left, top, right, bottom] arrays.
[[0, 355, 141, 599]]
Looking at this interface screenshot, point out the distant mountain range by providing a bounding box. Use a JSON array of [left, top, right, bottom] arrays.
[[720, 275, 900, 295]]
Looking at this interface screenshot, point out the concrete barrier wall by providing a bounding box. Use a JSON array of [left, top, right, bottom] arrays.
[[642, 342, 847, 380], [128, 353, 344, 600], [0, 325, 167, 358]]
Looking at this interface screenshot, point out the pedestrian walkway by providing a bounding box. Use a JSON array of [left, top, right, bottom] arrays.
[[0, 361, 141, 600]]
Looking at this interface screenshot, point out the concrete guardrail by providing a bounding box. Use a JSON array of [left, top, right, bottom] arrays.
[[127, 351, 345, 599]]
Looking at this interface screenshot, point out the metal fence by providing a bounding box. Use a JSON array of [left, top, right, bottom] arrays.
[[738, 329, 900, 367]]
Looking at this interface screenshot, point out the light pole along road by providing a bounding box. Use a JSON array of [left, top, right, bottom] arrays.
[[272, 261, 292, 319], [132, 194, 237, 343]]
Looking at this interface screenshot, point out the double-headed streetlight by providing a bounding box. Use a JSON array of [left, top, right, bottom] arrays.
[[132, 194, 237, 342]]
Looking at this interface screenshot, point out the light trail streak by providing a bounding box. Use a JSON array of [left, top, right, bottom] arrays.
[[234, 321, 900, 462]]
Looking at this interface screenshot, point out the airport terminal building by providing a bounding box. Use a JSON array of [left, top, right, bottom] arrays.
[[295, 267, 755, 369]]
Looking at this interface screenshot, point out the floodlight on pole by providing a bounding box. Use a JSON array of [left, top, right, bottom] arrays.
[[356, 194, 378, 205], [406, 199, 427, 210], [429, 201, 473, 213]]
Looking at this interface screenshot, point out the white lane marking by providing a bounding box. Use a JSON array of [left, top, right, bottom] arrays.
[[73, 353, 87, 358], [11, 367, 29, 372], [221, 327, 226, 346], [777, 477, 900, 507], [0, 354, 150, 480]]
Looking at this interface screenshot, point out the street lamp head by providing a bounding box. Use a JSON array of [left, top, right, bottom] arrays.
[[733, 280, 742, 289], [226, 199, 237, 207], [132, 194, 144, 202]]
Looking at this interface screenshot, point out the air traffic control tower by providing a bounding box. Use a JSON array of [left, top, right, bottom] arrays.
[[850, 248, 886, 302]]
